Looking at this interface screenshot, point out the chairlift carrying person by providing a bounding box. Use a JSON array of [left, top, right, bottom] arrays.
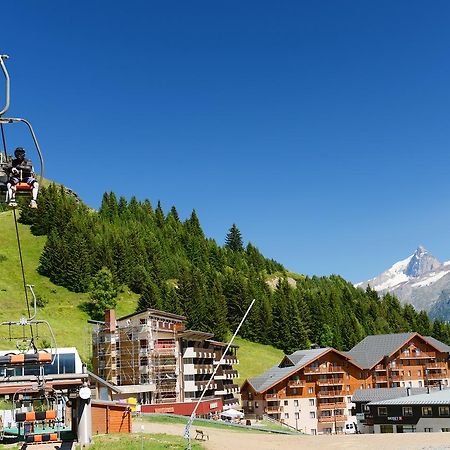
[[5, 147, 39, 208]]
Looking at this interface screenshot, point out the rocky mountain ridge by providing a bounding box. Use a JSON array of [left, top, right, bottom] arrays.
[[356, 246, 450, 319]]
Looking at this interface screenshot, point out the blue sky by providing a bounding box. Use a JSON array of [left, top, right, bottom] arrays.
[[2, 1, 450, 282]]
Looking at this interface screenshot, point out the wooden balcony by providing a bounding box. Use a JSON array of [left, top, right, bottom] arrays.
[[265, 393, 279, 400], [317, 378, 344, 386], [426, 362, 447, 370], [265, 405, 283, 414], [374, 364, 387, 372], [304, 366, 345, 375], [373, 375, 388, 383], [318, 415, 347, 423], [390, 375, 403, 382], [427, 372, 447, 380], [399, 351, 436, 359], [317, 402, 346, 410], [317, 390, 346, 398], [288, 380, 305, 388]]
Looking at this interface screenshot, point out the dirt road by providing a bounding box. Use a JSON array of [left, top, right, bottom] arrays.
[[134, 421, 450, 450]]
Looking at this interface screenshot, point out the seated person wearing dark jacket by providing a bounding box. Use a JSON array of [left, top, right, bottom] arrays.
[[6, 147, 39, 208]]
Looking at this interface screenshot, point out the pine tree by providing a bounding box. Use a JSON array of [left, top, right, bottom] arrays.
[[88, 268, 118, 320], [225, 224, 244, 252]]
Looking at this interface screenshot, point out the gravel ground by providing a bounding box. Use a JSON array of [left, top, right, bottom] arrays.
[[134, 421, 450, 450]]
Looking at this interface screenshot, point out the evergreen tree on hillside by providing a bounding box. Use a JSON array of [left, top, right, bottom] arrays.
[[87, 268, 118, 320], [225, 224, 244, 252]]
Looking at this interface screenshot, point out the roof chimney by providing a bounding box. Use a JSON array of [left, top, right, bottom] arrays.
[[105, 309, 116, 332]]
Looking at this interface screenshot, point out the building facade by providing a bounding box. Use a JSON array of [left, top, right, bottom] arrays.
[[91, 309, 239, 408], [241, 332, 450, 435], [367, 388, 450, 433]]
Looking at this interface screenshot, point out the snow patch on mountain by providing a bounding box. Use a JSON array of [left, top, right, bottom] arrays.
[[356, 246, 450, 317]]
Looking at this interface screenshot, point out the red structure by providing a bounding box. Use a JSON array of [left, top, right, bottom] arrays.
[[141, 398, 223, 416]]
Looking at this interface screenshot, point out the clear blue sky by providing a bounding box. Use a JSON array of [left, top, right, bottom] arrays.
[[2, 1, 450, 282]]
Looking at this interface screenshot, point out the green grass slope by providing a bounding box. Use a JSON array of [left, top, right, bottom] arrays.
[[0, 211, 283, 381], [0, 210, 138, 361]]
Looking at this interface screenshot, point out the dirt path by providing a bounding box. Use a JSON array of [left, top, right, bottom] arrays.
[[134, 421, 450, 450]]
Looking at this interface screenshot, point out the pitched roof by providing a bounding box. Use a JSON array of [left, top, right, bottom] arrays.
[[424, 336, 450, 353], [352, 387, 428, 403], [369, 388, 450, 406], [247, 347, 331, 393], [346, 332, 417, 369]]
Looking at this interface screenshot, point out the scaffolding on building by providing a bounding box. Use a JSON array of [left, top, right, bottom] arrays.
[[91, 312, 183, 404]]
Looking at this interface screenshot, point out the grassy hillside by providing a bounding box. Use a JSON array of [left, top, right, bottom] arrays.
[[0, 210, 138, 360], [0, 210, 282, 382], [234, 336, 284, 383]]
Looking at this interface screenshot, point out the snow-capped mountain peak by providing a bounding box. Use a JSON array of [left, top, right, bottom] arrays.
[[356, 246, 450, 318]]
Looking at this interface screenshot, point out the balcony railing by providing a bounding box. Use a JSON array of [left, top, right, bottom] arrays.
[[317, 390, 346, 397], [317, 402, 346, 410], [427, 372, 447, 380], [426, 362, 447, 370], [317, 378, 344, 386], [304, 366, 345, 375], [399, 351, 436, 359], [373, 376, 388, 383], [318, 415, 347, 423], [265, 406, 283, 413], [374, 365, 387, 372], [288, 380, 305, 388], [265, 393, 279, 400]]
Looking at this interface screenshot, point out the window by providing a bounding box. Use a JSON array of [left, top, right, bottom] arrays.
[[336, 426, 343, 433], [422, 407, 433, 416], [408, 381, 412, 387], [295, 412, 300, 419], [442, 428, 450, 432], [323, 427, 332, 434], [419, 381, 423, 387], [284, 413, 289, 419], [424, 428, 433, 432], [439, 406, 450, 416], [309, 411, 316, 419], [59, 353, 75, 374], [403, 407, 413, 416], [292, 388, 298, 394], [294, 400, 299, 407], [140, 357, 148, 366], [346, 385, 350, 391], [378, 407, 387, 416], [407, 370, 411, 377], [364, 405, 370, 412], [309, 399, 315, 406], [139, 318, 146, 324], [310, 429, 317, 435], [255, 402, 259, 408], [284, 400, 288, 406], [417, 370, 422, 376], [308, 387, 314, 394]]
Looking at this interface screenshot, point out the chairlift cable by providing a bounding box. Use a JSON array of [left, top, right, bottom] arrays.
[[12, 208, 35, 347], [0, 123, 7, 159]]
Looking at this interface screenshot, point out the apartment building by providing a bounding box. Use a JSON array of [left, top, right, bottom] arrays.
[[91, 309, 239, 408], [240, 332, 450, 435]]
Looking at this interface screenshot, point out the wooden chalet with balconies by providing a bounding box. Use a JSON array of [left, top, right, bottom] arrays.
[[241, 332, 450, 435]]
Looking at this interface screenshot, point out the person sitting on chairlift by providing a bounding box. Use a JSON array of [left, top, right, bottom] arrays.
[[6, 147, 39, 208]]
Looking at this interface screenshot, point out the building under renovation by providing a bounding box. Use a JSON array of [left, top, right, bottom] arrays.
[[91, 309, 239, 409]]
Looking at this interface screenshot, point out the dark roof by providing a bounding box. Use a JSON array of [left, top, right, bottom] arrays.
[[118, 308, 186, 322], [352, 387, 428, 403], [247, 348, 331, 393], [424, 336, 450, 353], [346, 332, 417, 368], [369, 388, 450, 406], [179, 330, 215, 341]]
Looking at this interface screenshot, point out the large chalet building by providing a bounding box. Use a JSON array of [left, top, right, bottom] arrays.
[[91, 309, 239, 409], [240, 332, 450, 435]]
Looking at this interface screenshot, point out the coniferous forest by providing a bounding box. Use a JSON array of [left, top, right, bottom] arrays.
[[19, 185, 450, 354]]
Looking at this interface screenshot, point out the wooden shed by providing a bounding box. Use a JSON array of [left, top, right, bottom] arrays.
[[91, 400, 131, 434]]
